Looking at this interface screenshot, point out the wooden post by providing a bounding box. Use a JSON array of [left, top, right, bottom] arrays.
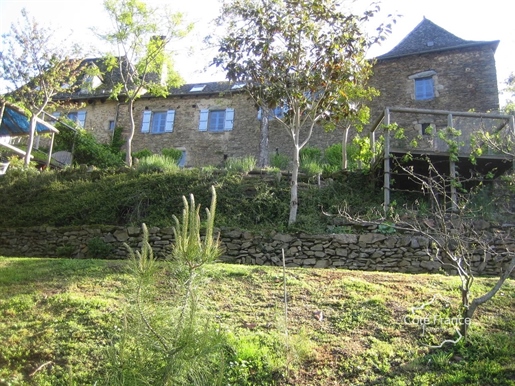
[[370, 129, 376, 164], [0, 102, 5, 129], [384, 108, 391, 211], [448, 113, 458, 211], [46, 132, 55, 169]]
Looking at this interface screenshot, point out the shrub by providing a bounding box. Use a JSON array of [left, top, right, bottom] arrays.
[[300, 146, 322, 163], [132, 149, 153, 159], [324, 143, 343, 170], [300, 146, 323, 176], [271, 153, 289, 170], [54, 123, 124, 168], [87, 237, 113, 258], [136, 154, 180, 173], [225, 156, 256, 174], [161, 148, 183, 163]]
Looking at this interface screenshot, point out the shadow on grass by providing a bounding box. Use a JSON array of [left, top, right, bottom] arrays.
[[0, 257, 128, 293]]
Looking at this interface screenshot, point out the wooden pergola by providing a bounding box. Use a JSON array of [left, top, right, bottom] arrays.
[[0, 101, 59, 168], [369, 107, 515, 209]]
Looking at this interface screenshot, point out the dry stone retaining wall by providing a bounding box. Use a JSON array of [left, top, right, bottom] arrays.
[[0, 225, 513, 277]]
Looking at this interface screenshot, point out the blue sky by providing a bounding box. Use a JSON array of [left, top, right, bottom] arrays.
[[1, 0, 513, 104]]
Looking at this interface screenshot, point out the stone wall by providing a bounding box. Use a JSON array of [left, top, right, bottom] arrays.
[[0, 225, 513, 277], [366, 46, 500, 149]]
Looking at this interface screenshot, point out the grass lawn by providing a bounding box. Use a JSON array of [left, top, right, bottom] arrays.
[[1, 256, 515, 385]]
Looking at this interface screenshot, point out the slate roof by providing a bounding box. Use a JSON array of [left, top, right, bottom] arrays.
[[56, 56, 243, 101], [376, 18, 499, 61]]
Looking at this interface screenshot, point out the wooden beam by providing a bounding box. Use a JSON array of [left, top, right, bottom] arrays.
[[384, 108, 391, 211]]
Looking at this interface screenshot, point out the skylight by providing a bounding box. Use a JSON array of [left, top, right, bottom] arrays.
[[231, 83, 246, 90], [190, 85, 206, 92]]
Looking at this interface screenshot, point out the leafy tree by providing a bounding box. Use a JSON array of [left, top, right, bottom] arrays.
[[214, 0, 391, 224], [324, 81, 379, 170], [503, 72, 515, 115], [98, 0, 192, 166], [0, 9, 82, 166]]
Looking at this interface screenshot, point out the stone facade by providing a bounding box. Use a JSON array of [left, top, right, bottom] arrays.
[[51, 19, 502, 167], [0, 225, 513, 277]]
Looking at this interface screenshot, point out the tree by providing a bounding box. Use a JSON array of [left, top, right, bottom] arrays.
[[99, 0, 192, 166], [323, 79, 379, 170], [214, 0, 391, 225], [0, 9, 82, 167], [503, 72, 515, 115], [341, 155, 515, 338]]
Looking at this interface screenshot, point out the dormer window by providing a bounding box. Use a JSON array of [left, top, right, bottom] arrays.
[[81, 75, 102, 93]]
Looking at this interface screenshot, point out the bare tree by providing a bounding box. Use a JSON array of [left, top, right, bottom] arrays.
[[340, 155, 515, 337], [0, 9, 82, 166]]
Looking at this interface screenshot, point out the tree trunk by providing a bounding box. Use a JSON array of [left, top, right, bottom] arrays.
[[288, 144, 300, 225], [258, 107, 270, 168], [460, 256, 515, 337], [342, 125, 350, 170], [24, 115, 37, 167], [125, 100, 135, 167]]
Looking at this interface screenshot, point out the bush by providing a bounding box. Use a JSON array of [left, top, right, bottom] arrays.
[[54, 122, 124, 168], [132, 149, 153, 159], [324, 143, 343, 170], [87, 237, 113, 258], [161, 148, 183, 164], [225, 156, 256, 174], [271, 153, 289, 170], [136, 154, 180, 174], [300, 146, 323, 175]]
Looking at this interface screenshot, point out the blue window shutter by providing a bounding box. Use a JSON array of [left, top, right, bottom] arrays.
[[141, 110, 152, 133], [274, 106, 284, 118], [77, 111, 87, 127], [165, 110, 175, 132], [257, 108, 262, 121], [199, 109, 209, 131], [224, 108, 234, 131]]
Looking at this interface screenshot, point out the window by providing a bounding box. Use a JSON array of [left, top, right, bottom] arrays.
[[141, 110, 175, 134], [81, 75, 102, 93], [257, 105, 286, 120], [198, 108, 234, 132], [420, 122, 433, 137], [178, 150, 186, 167], [409, 70, 437, 101], [415, 77, 434, 100], [54, 111, 86, 127], [108, 120, 116, 131], [190, 85, 206, 92]]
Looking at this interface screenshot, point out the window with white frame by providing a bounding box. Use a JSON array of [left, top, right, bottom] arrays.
[[198, 108, 234, 132], [141, 110, 175, 134]]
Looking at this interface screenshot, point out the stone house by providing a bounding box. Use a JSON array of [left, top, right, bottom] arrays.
[[51, 18, 510, 168]]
